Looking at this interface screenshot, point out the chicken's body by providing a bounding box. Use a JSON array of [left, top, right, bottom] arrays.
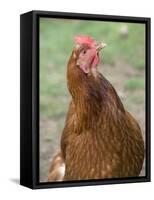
[[48, 36, 144, 181]]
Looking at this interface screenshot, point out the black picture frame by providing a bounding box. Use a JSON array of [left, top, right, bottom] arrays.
[[20, 10, 151, 189]]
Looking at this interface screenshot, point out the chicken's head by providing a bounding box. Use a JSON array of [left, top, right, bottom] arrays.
[[73, 35, 106, 74]]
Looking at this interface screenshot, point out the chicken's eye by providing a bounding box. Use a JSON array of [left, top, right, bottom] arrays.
[[82, 50, 87, 54]]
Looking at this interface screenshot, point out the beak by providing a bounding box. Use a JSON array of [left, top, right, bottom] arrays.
[[96, 43, 107, 52]]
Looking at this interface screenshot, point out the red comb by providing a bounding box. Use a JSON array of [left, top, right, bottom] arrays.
[[74, 35, 97, 47]]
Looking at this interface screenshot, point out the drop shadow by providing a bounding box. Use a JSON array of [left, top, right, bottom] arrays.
[[10, 178, 20, 185]]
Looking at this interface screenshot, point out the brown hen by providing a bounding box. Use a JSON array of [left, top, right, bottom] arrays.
[[48, 35, 144, 181]]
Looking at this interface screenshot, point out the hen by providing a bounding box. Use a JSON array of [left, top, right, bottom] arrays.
[[48, 35, 144, 181]]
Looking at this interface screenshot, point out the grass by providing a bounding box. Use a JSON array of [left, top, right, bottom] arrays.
[[40, 18, 145, 119], [133, 59, 145, 70], [125, 78, 145, 90]]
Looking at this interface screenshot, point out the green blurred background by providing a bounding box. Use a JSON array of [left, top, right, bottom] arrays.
[[39, 18, 145, 182]]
